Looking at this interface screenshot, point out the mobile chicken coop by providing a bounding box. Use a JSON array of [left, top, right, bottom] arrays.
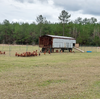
[[39, 35, 76, 52]]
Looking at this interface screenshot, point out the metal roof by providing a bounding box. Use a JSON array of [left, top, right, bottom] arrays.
[[44, 35, 75, 39]]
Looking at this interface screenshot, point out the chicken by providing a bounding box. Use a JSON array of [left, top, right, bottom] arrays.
[[44, 51, 46, 55], [0, 51, 2, 54], [15, 52, 17, 56], [32, 51, 35, 56], [21, 54, 23, 57], [48, 50, 50, 54], [28, 52, 31, 56], [3, 52, 5, 54], [26, 52, 29, 56], [24, 52, 27, 57], [70, 50, 72, 53], [56, 50, 58, 53]]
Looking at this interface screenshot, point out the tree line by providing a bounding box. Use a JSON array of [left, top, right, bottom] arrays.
[[0, 10, 100, 46]]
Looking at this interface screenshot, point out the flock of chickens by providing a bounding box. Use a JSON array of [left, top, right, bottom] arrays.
[[15, 50, 51, 57], [15, 50, 40, 57]]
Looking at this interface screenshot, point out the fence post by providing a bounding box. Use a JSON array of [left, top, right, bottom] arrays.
[[97, 46, 98, 52], [2, 44, 4, 51], [26, 44, 28, 52], [9, 44, 11, 56]]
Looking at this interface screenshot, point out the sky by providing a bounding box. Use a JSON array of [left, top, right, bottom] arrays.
[[0, 0, 100, 24]]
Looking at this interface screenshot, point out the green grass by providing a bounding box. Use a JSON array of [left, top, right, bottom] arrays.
[[0, 44, 100, 99], [37, 79, 67, 87]]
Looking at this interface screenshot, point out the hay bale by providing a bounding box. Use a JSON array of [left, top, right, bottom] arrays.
[[75, 44, 79, 48]]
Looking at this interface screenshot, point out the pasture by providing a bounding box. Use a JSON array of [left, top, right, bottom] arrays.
[[0, 44, 100, 99]]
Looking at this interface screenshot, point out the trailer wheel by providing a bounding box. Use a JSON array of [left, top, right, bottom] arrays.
[[69, 48, 72, 52], [42, 48, 46, 52], [61, 48, 64, 52]]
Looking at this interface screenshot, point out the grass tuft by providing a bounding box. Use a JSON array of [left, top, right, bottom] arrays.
[[37, 79, 67, 87]]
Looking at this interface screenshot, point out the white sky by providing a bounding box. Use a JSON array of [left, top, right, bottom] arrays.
[[0, 0, 100, 24]]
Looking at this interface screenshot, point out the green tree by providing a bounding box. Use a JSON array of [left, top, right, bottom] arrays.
[[74, 17, 83, 24], [36, 15, 46, 36], [58, 10, 71, 36], [90, 17, 97, 24], [2, 19, 14, 44], [42, 20, 51, 35]]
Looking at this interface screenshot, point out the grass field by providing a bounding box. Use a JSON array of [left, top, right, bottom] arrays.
[[0, 45, 100, 99]]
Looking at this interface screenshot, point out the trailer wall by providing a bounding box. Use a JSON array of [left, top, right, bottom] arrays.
[[53, 38, 76, 48]]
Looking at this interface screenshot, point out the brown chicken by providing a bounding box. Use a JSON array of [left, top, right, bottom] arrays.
[[48, 50, 50, 54], [15, 52, 17, 56], [44, 51, 46, 55]]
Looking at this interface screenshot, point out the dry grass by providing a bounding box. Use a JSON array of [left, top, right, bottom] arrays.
[[0, 45, 100, 99]]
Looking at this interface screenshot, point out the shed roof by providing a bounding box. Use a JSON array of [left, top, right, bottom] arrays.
[[42, 35, 75, 40]]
